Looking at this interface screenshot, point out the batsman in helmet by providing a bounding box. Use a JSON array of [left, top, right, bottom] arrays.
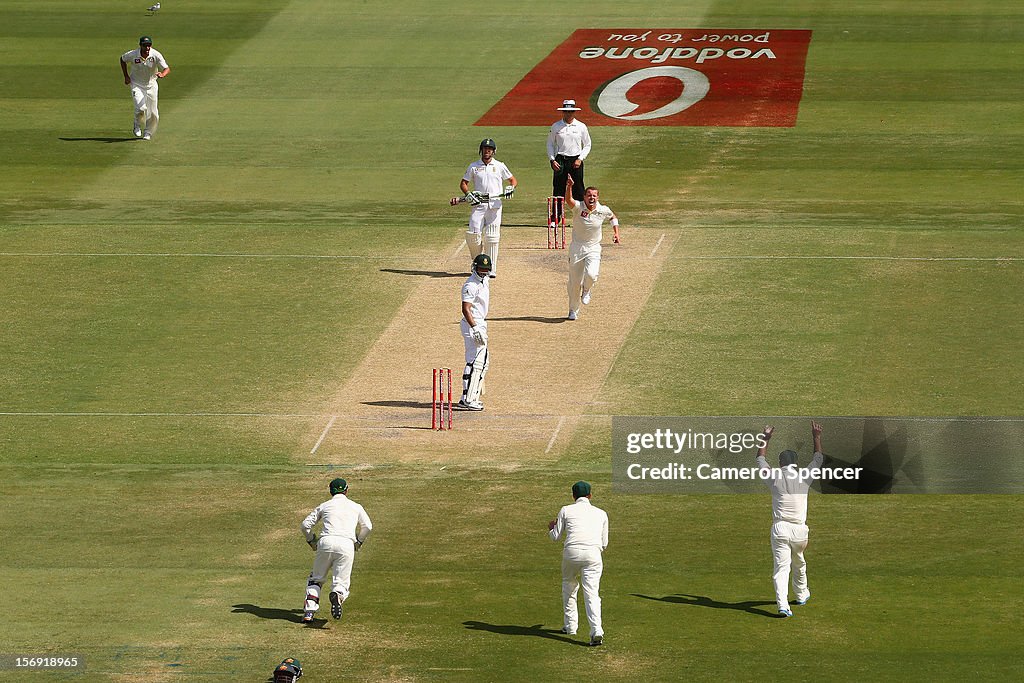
[[299, 478, 373, 623], [451, 138, 517, 278], [458, 253, 491, 410]]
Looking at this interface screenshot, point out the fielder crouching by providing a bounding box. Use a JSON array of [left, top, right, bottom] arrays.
[[300, 478, 372, 623], [458, 254, 491, 411]]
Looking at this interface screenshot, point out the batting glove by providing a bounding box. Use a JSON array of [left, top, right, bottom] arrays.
[[307, 535, 318, 551], [467, 191, 484, 206], [503, 185, 515, 199], [471, 326, 486, 345]]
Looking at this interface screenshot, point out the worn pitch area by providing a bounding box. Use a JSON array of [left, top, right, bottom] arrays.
[[303, 225, 674, 464]]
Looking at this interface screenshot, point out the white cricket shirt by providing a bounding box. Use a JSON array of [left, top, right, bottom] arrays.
[[757, 452, 824, 524], [461, 271, 489, 325], [547, 119, 592, 160], [549, 497, 609, 551], [570, 201, 615, 248], [121, 48, 169, 87], [462, 159, 513, 199], [301, 494, 373, 542]]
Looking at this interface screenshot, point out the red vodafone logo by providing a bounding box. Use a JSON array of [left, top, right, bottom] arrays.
[[476, 29, 812, 127]]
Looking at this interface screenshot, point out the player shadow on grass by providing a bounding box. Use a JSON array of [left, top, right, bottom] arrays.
[[632, 593, 778, 618], [231, 603, 326, 626], [463, 621, 591, 647], [59, 136, 141, 143], [380, 268, 468, 278]]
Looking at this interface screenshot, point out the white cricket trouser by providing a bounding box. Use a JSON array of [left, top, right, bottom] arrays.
[[467, 202, 502, 232], [770, 521, 809, 611], [561, 545, 603, 637], [131, 84, 160, 136], [304, 536, 356, 613], [468, 203, 503, 274], [567, 241, 601, 312], [460, 319, 488, 403]]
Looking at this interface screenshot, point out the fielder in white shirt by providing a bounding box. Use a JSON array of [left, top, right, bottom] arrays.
[[548, 481, 609, 646], [119, 36, 170, 140], [547, 99, 592, 224], [755, 422, 825, 617], [300, 478, 373, 623], [459, 254, 491, 411], [451, 139, 516, 277], [563, 174, 620, 321]]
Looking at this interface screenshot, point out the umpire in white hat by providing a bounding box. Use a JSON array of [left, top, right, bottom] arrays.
[[546, 99, 592, 226]]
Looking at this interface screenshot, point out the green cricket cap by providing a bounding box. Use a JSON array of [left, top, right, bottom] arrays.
[[139, 36, 153, 45], [572, 481, 591, 499], [329, 478, 348, 495]]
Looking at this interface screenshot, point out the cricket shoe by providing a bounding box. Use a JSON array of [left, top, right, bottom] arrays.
[[133, 125, 142, 138], [793, 594, 810, 606], [590, 635, 603, 646], [301, 611, 314, 623], [581, 290, 592, 305], [778, 609, 793, 618], [329, 592, 343, 620], [457, 399, 484, 411], [567, 309, 578, 320], [561, 627, 576, 636], [142, 133, 152, 140]]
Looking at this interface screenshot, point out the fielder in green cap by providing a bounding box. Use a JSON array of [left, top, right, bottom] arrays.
[[299, 478, 373, 623], [548, 481, 608, 645]]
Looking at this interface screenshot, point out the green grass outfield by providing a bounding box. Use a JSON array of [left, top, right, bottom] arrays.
[[1, 0, 1022, 680]]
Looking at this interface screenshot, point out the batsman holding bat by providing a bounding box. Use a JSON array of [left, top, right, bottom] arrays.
[[451, 139, 516, 278], [458, 254, 491, 411], [563, 174, 619, 321]]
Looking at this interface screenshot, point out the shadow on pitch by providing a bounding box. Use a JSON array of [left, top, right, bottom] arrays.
[[380, 268, 468, 278], [463, 621, 590, 647], [363, 400, 432, 409], [631, 593, 778, 618], [231, 603, 325, 625], [489, 316, 567, 324], [59, 136, 140, 143]]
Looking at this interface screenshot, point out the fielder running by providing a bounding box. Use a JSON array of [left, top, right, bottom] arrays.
[[563, 174, 620, 321], [451, 139, 516, 278], [119, 36, 170, 140], [755, 422, 825, 617], [300, 478, 373, 623], [458, 254, 491, 411], [548, 481, 608, 646]]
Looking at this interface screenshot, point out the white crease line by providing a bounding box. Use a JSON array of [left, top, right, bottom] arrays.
[[545, 416, 567, 454], [0, 252, 424, 260], [310, 415, 338, 455], [650, 233, 666, 258], [451, 241, 466, 259], [2, 252, 1018, 263]]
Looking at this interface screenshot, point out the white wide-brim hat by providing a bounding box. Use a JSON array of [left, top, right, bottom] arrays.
[[556, 99, 582, 111]]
